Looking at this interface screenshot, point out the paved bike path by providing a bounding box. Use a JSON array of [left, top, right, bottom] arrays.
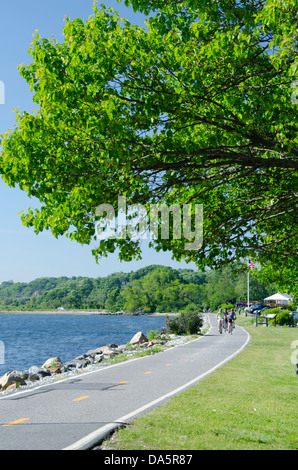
[[0, 314, 250, 450]]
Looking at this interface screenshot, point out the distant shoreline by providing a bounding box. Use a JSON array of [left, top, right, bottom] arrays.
[[0, 309, 175, 317]]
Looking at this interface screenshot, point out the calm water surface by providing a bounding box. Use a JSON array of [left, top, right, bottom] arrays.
[[0, 314, 166, 375]]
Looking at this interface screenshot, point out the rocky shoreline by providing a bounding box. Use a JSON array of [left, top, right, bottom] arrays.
[[0, 330, 198, 396], [0, 310, 178, 316]]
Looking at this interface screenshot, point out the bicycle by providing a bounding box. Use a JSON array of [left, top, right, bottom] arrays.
[[228, 310, 236, 334], [216, 308, 224, 334]]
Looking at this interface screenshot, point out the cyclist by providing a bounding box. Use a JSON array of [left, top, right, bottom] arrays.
[[216, 308, 224, 334], [228, 308, 236, 333], [223, 308, 228, 332]]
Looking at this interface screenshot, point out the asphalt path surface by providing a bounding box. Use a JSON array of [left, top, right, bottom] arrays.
[[0, 314, 250, 450]]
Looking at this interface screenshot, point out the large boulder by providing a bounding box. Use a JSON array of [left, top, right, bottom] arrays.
[[0, 371, 26, 390], [28, 366, 51, 381], [129, 331, 148, 346], [42, 356, 62, 370], [102, 349, 116, 360], [60, 359, 89, 372], [60, 360, 77, 373]]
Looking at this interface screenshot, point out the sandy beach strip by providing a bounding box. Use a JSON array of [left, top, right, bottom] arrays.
[[0, 310, 118, 315]]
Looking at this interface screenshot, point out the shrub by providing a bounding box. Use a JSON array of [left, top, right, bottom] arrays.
[[166, 312, 203, 335], [147, 329, 160, 341], [183, 303, 198, 313], [263, 308, 293, 326], [262, 308, 277, 315], [276, 310, 292, 326]]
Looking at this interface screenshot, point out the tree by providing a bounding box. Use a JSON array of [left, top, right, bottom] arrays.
[[120, 266, 203, 312], [105, 287, 124, 312], [0, 1, 297, 291], [234, 267, 275, 301], [204, 267, 237, 309]]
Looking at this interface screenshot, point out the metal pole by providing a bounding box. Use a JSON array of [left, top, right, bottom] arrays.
[[247, 270, 250, 310]]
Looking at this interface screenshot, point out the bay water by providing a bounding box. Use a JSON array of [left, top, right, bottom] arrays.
[[0, 314, 166, 376]]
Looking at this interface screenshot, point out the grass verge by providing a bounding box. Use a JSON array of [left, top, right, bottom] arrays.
[[101, 317, 298, 450]]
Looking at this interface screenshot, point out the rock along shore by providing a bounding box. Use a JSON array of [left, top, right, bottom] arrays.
[[0, 329, 198, 396], [0, 310, 178, 316]]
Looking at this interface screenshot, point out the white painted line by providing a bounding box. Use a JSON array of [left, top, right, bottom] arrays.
[[63, 326, 251, 450]]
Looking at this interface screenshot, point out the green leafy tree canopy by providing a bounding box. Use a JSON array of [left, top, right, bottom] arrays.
[[0, 0, 297, 291]]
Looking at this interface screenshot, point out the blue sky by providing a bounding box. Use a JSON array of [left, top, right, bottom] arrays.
[[0, 0, 197, 283]]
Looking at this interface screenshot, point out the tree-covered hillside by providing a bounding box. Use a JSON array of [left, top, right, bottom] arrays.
[[0, 265, 276, 312]]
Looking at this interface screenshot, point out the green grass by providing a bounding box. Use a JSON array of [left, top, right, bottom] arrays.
[[101, 317, 298, 450]]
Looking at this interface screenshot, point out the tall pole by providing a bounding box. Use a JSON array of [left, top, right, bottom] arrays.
[[247, 270, 250, 309]]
